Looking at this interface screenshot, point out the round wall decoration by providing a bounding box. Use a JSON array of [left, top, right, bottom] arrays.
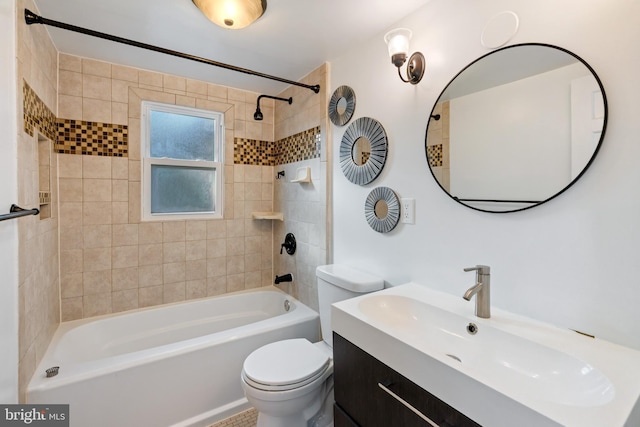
[[364, 187, 400, 233], [339, 117, 388, 185], [328, 85, 356, 126]]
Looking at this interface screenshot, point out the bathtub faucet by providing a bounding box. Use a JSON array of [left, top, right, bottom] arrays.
[[274, 274, 293, 284]]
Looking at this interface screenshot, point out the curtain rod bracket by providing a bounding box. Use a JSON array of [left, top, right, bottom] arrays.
[[24, 9, 321, 94]]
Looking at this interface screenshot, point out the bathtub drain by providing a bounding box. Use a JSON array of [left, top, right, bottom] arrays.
[[284, 299, 291, 312]]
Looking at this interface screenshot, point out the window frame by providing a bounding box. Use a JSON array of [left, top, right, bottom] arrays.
[[141, 101, 225, 222]]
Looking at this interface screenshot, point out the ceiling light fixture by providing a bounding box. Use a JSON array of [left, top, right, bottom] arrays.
[[192, 0, 267, 29], [383, 28, 425, 84]]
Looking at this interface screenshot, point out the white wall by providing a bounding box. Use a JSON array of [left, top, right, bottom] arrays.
[[331, 0, 640, 349], [0, 0, 19, 403], [450, 63, 588, 200]]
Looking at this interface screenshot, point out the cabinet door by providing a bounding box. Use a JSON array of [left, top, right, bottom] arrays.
[[333, 333, 481, 427]]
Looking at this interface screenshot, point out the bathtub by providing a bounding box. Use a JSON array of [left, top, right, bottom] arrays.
[[27, 287, 320, 427]]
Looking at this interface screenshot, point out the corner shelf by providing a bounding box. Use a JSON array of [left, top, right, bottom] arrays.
[[290, 166, 311, 183], [251, 211, 284, 221]]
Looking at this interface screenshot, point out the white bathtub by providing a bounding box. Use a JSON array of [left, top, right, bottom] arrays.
[[27, 287, 320, 427]]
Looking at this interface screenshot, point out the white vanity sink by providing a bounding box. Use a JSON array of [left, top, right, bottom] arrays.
[[332, 282, 640, 427]]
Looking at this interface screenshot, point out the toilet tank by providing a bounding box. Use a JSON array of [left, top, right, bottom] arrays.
[[316, 264, 384, 348]]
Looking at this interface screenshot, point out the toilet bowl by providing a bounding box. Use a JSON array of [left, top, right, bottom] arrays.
[[241, 265, 384, 427]]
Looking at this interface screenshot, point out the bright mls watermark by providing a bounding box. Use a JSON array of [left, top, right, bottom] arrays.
[[1, 405, 68, 426]]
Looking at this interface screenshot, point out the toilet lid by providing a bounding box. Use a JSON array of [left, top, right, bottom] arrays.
[[243, 339, 330, 391]]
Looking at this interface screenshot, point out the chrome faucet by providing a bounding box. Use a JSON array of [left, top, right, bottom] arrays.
[[463, 265, 491, 318]]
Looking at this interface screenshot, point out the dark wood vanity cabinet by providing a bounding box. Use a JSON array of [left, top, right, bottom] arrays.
[[333, 333, 481, 427]]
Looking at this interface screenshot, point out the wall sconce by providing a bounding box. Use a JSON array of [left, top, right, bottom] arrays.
[[254, 94, 292, 121], [383, 28, 425, 84], [192, 0, 267, 29]]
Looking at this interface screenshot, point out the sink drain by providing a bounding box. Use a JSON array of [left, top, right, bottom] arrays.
[[466, 322, 478, 335]]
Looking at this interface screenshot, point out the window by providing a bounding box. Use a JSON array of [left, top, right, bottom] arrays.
[[141, 101, 224, 221]]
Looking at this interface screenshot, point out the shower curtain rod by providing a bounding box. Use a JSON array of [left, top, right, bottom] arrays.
[[24, 9, 320, 94]]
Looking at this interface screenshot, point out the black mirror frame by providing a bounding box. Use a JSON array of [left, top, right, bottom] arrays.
[[425, 43, 608, 213]]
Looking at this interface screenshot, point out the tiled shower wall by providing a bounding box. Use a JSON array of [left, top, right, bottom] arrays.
[[273, 65, 330, 311], [56, 54, 277, 321], [16, 0, 60, 402]]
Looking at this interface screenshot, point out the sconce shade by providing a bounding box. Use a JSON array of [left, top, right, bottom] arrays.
[[193, 0, 267, 29], [384, 28, 412, 66]]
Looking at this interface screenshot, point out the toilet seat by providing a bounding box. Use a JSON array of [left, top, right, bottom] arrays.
[[242, 339, 331, 392]]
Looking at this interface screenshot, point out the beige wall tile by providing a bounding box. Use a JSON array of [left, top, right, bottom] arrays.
[[60, 249, 83, 275], [112, 64, 138, 83], [83, 225, 112, 249], [83, 270, 111, 295], [112, 246, 139, 269], [83, 292, 112, 317], [163, 282, 185, 303], [58, 154, 82, 178], [206, 220, 226, 238], [58, 94, 83, 119], [83, 74, 112, 101], [207, 238, 226, 259], [60, 273, 83, 298], [163, 242, 186, 263], [207, 257, 226, 278], [112, 224, 138, 246], [186, 240, 206, 261], [227, 273, 244, 292], [59, 70, 82, 96], [163, 221, 186, 242], [139, 222, 163, 244], [82, 58, 111, 78], [83, 247, 111, 272], [83, 202, 112, 225], [139, 265, 163, 288], [83, 179, 112, 202], [112, 289, 138, 313], [112, 202, 129, 224], [186, 279, 207, 300], [139, 243, 163, 266], [60, 54, 82, 72], [186, 259, 207, 281], [139, 285, 163, 307], [207, 276, 227, 296], [82, 156, 111, 179], [139, 70, 163, 87], [112, 180, 128, 202], [61, 297, 83, 321], [60, 226, 83, 251], [82, 98, 111, 123], [112, 157, 129, 180], [112, 267, 139, 291], [163, 262, 186, 284], [59, 178, 83, 202]]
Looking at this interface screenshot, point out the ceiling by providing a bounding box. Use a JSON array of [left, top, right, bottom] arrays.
[[31, 0, 432, 94]]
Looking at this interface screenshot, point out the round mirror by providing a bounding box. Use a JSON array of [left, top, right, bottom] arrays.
[[336, 97, 348, 115], [364, 187, 400, 233], [425, 43, 607, 213], [340, 117, 388, 185], [329, 85, 356, 126], [352, 137, 372, 166], [374, 200, 389, 218]]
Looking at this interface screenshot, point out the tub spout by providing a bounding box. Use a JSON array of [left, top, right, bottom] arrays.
[[274, 273, 293, 284]]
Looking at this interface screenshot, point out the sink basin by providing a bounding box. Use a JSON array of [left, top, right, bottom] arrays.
[[332, 282, 640, 427], [359, 295, 613, 407]]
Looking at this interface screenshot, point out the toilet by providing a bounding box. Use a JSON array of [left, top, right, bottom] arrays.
[[241, 264, 384, 427]]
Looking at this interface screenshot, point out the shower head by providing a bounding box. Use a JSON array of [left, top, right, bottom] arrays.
[[254, 94, 292, 121]]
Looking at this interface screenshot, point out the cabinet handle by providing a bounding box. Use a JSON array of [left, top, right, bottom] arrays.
[[377, 382, 439, 427]]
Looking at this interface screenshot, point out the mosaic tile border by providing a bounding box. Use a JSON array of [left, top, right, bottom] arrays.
[[234, 138, 276, 166], [23, 81, 57, 141], [233, 126, 321, 167], [208, 408, 257, 427], [56, 119, 128, 157], [276, 126, 321, 165], [427, 144, 443, 167]]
